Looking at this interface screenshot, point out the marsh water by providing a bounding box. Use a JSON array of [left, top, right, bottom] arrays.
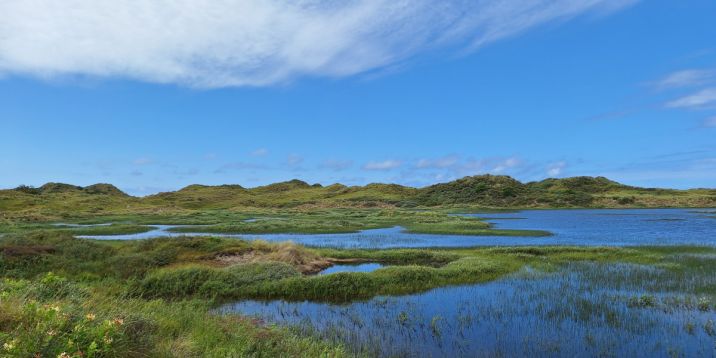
[[318, 263, 384, 275], [71, 209, 716, 356], [78, 209, 716, 248], [219, 262, 716, 357]]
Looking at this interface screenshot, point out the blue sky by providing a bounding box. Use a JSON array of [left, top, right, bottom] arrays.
[[1, 0, 715, 195]]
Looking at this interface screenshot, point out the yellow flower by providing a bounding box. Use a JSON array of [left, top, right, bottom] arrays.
[[43, 304, 61, 312], [3, 340, 16, 350], [86, 313, 96, 321]]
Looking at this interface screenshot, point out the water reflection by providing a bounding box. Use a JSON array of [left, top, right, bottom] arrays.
[[219, 262, 716, 357], [77, 208, 716, 248], [319, 263, 384, 275]]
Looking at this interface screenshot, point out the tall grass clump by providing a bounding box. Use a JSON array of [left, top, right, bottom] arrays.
[[134, 262, 301, 299]]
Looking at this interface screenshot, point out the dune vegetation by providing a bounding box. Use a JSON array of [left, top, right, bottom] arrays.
[[0, 177, 715, 356], [2, 176, 715, 223]]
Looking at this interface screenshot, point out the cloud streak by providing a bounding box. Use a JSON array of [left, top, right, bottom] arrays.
[[214, 161, 269, 174], [363, 160, 402, 171], [250, 148, 268, 157], [490, 157, 521, 174], [666, 88, 716, 109], [651, 69, 716, 90], [0, 0, 636, 88], [286, 154, 304, 166], [320, 159, 353, 172], [416, 155, 459, 169]]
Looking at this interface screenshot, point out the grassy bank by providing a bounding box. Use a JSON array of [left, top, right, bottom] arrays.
[[0, 222, 155, 236], [1, 208, 549, 237]]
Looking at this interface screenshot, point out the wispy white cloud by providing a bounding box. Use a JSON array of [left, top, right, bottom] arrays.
[[250, 148, 269, 157], [588, 67, 716, 122], [320, 159, 353, 172], [599, 150, 716, 183], [0, 0, 636, 88], [363, 160, 402, 171], [490, 157, 521, 174], [415, 155, 459, 169], [174, 168, 199, 176], [132, 157, 153, 165], [286, 154, 304, 167], [214, 161, 268, 174], [546, 161, 567, 177], [397, 155, 538, 186], [398, 155, 591, 188], [651, 69, 716, 90], [665, 88, 716, 109], [599, 155, 716, 187]]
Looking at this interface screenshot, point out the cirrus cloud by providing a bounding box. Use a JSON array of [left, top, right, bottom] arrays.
[[651, 69, 716, 90], [415, 155, 459, 169], [665, 88, 716, 109], [0, 0, 637, 88], [363, 159, 402, 171], [250, 148, 269, 157], [320, 159, 353, 172]]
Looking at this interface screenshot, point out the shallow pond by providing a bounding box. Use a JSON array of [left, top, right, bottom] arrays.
[[77, 208, 716, 248], [76, 225, 195, 240], [318, 263, 384, 275], [218, 262, 716, 357]]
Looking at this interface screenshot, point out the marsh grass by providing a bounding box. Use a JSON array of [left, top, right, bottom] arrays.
[[59, 224, 155, 236], [0, 276, 346, 357], [165, 210, 550, 237], [223, 259, 716, 357], [2, 222, 716, 356]]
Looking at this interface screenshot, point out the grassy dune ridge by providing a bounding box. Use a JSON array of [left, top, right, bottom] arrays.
[[2, 175, 715, 222]]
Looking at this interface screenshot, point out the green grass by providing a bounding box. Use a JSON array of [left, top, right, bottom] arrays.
[[0, 276, 346, 357], [402, 221, 550, 237], [59, 224, 155, 236], [240, 255, 516, 302], [1, 213, 715, 356], [164, 209, 551, 237], [0, 232, 349, 356]]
